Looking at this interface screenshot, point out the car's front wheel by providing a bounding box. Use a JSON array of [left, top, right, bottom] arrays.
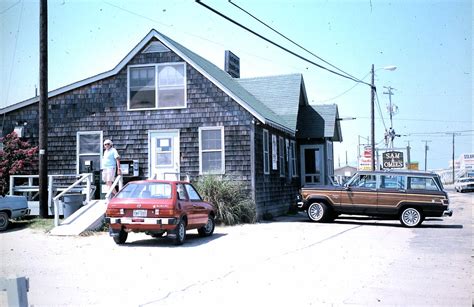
[[0, 212, 9, 231], [307, 202, 329, 222], [113, 229, 128, 244], [198, 215, 215, 237], [400, 207, 423, 227]]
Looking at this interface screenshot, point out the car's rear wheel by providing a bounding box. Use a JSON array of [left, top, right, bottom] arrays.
[[198, 215, 215, 237], [400, 207, 423, 227], [0, 212, 9, 231], [113, 229, 128, 244], [307, 202, 329, 222], [174, 219, 186, 245]]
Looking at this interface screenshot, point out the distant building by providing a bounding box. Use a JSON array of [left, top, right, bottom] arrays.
[[334, 165, 357, 184]]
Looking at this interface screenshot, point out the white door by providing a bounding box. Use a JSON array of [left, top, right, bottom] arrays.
[[149, 130, 180, 180], [300, 145, 324, 186]]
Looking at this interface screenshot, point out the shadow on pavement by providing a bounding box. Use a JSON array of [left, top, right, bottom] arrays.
[[120, 232, 227, 248]]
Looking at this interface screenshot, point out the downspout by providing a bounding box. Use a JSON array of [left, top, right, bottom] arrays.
[[250, 119, 256, 203]]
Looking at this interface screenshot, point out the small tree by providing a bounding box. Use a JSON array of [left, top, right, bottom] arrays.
[[0, 132, 38, 195]]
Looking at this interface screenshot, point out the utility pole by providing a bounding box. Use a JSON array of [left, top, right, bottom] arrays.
[[404, 140, 411, 168], [39, 0, 48, 217], [422, 140, 431, 171], [383, 86, 397, 128], [370, 64, 376, 171], [451, 133, 459, 183], [452, 133, 455, 183]]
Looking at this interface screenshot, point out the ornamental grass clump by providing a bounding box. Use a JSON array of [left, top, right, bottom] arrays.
[[195, 176, 256, 225]]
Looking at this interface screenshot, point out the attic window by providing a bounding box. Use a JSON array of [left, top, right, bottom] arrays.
[[142, 41, 170, 54]]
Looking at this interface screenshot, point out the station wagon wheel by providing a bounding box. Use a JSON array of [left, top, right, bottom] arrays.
[[307, 202, 328, 222], [198, 215, 215, 237], [174, 219, 186, 245], [0, 212, 9, 231], [400, 207, 423, 227], [113, 229, 128, 244]]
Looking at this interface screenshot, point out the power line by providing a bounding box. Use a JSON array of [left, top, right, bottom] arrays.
[[228, 0, 363, 82], [374, 89, 387, 131], [195, 0, 371, 86], [408, 129, 474, 136], [315, 71, 372, 103], [0, 0, 20, 14]]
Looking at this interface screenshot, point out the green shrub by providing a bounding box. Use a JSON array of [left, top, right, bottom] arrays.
[[194, 176, 256, 225]]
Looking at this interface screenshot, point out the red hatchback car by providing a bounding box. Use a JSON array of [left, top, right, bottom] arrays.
[[105, 180, 216, 245]]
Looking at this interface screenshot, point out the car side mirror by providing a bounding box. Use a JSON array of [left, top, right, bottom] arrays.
[[344, 184, 351, 191]]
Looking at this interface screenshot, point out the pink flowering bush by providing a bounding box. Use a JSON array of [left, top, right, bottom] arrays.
[[0, 132, 38, 195]]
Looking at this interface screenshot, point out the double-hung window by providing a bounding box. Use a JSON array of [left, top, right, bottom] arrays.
[[263, 129, 269, 174], [128, 63, 186, 110], [77, 131, 102, 173], [199, 127, 225, 174], [290, 140, 297, 177], [279, 136, 285, 177]]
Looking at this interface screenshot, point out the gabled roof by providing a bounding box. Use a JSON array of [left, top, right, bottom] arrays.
[[296, 104, 343, 141], [236, 74, 308, 132], [0, 29, 294, 134]]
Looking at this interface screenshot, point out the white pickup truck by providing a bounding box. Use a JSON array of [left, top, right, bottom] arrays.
[[0, 195, 30, 231]]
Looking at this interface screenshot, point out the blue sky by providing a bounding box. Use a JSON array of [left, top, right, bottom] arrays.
[[1, 0, 472, 170]]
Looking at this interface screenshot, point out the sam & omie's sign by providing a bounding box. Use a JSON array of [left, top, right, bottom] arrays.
[[382, 151, 404, 169]]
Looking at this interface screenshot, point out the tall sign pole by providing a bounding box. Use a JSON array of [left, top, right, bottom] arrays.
[[39, 0, 48, 217], [370, 64, 376, 171]]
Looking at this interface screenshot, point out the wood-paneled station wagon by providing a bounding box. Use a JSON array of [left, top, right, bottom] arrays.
[[296, 171, 453, 227], [106, 180, 216, 245]]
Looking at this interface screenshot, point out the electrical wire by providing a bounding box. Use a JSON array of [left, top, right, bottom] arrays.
[[2, 0, 23, 130], [375, 89, 388, 130], [228, 0, 364, 83], [0, 0, 20, 15], [316, 71, 372, 103], [195, 0, 372, 86]]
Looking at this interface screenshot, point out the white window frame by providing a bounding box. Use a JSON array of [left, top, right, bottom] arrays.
[[76, 131, 103, 174], [263, 129, 269, 175], [279, 136, 285, 177], [127, 62, 186, 111], [199, 126, 225, 175]]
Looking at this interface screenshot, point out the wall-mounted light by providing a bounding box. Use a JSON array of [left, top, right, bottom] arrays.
[[13, 121, 27, 137]]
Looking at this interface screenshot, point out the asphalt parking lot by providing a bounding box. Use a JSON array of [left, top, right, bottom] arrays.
[[1, 187, 472, 306]]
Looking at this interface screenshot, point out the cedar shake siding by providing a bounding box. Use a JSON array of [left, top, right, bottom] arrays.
[[254, 125, 300, 218]]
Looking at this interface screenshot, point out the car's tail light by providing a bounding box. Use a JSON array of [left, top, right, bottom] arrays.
[[106, 208, 124, 216], [153, 208, 174, 216]]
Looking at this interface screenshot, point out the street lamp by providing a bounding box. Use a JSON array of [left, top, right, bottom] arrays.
[[370, 64, 397, 171]]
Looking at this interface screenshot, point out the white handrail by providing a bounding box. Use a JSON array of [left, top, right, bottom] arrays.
[[104, 175, 123, 201], [53, 173, 92, 227]]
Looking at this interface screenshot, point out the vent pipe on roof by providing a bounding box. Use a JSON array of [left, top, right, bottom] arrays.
[[224, 50, 240, 78]]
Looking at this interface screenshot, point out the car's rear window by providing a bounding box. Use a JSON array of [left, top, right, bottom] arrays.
[[116, 182, 172, 199], [408, 177, 439, 191]]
